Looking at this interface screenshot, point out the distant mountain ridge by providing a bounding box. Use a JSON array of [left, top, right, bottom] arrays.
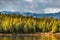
[[0, 11, 60, 19]]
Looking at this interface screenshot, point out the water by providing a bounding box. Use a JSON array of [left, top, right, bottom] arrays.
[[0, 34, 60, 40]]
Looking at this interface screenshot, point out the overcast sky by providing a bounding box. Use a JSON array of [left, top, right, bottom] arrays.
[[0, 0, 60, 13]]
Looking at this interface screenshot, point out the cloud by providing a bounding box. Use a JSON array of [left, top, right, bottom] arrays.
[[33, 0, 60, 13], [43, 8, 60, 13], [39, 0, 48, 3], [39, 0, 60, 6], [24, 0, 33, 2], [0, 0, 60, 13]]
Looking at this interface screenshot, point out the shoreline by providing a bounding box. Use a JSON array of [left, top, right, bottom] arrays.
[[0, 33, 60, 37]]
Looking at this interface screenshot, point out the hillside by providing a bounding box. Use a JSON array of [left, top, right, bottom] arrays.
[[0, 11, 60, 19], [0, 12, 60, 33]]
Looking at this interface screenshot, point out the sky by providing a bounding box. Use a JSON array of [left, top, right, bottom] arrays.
[[0, 0, 60, 13]]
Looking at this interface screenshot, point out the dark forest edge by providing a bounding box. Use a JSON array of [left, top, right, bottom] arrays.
[[0, 13, 60, 34]]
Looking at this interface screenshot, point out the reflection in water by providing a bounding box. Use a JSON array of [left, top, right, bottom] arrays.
[[0, 34, 60, 40]]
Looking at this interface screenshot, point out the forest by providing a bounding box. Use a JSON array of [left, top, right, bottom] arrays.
[[0, 13, 60, 34]]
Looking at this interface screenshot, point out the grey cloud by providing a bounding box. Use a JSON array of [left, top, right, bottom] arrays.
[[33, 0, 60, 13], [0, 0, 60, 13]]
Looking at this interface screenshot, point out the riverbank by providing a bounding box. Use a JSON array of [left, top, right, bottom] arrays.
[[0, 33, 60, 37]]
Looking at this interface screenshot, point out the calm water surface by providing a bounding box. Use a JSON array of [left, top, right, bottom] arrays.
[[0, 34, 60, 40]]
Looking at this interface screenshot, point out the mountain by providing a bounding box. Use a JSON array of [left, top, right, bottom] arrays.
[[0, 11, 60, 19], [0, 11, 20, 14], [23, 12, 60, 19]]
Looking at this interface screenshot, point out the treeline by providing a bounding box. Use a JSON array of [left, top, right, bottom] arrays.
[[0, 13, 60, 33]]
